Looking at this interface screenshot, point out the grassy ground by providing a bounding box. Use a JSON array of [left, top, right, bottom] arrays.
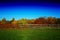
[[0, 28, 60, 40]]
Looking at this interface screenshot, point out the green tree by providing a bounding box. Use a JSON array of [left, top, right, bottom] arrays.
[[17, 18, 28, 24], [28, 19, 35, 24]]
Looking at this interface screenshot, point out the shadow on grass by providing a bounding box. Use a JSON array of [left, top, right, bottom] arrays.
[[0, 29, 23, 40]]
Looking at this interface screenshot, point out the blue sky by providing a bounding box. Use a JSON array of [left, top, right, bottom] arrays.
[[0, 0, 60, 20]]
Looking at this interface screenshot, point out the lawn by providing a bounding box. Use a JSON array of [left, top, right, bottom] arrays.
[[0, 27, 60, 40]]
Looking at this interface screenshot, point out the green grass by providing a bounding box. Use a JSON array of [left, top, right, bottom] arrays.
[[0, 28, 60, 40]]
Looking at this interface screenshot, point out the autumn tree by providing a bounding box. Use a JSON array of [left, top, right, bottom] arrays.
[[10, 18, 15, 23], [28, 19, 35, 24], [34, 17, 47, 24], [47, 17, 56, 24], [1, 18, 7, 24], [55, 18, 60, 24], [10, 18, 19, 28]]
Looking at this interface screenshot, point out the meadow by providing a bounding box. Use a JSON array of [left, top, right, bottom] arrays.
[[0, 27, 60, 40]]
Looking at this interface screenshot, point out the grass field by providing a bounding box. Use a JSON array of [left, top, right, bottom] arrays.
[[0, 27, 60, 40]]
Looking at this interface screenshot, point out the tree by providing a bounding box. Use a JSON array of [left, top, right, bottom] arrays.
[[1, 18, 6, 24], [11, 18, 19, 28], [10, 18, 15, 23], [34, 17, 47, 24], [28, 19, 35, 24], [17, 18, 29, 24], [55, 18, 60, 24], [47, 17, 56, 24]]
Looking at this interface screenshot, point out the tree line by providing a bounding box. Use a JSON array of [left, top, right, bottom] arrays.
[[0, 17, 60, 28]]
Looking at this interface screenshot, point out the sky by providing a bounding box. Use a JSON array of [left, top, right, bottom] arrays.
[[0, 0, 60, 20]]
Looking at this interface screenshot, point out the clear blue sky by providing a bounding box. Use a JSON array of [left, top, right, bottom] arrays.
[[0, 0, 60, 20]]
